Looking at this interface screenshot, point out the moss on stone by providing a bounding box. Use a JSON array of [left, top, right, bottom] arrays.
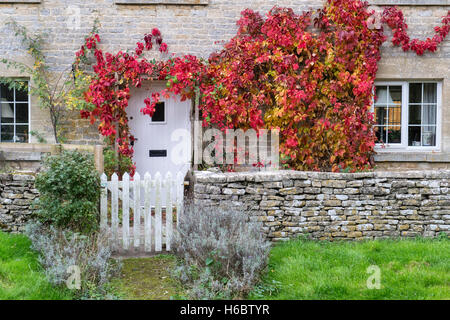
[[111, 255, 185, 300]]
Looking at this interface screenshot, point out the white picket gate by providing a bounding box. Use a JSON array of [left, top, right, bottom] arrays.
[[100, 171, 185, 253]]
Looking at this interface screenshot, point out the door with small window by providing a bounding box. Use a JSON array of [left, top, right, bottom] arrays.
[[0, 82, 30, 143], [128, 82, 191, 178], [373, 81, 441, 150]]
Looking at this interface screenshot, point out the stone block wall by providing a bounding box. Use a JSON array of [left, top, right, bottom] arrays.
[[192, 170, 450, 241], [0, 172, 37, 232]]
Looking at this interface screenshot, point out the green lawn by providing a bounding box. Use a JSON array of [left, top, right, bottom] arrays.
[[251, 237, 450, 300], [2, 229, 449, 300], [0, 231, 73, 300]]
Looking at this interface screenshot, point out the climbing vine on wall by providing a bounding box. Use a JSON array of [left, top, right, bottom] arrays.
[[76, 26, 206, 175], [1, 21, 74, 144], [382, 6, 450, 56], [0, 19, 102, 144], [77, 0, 450, 174]]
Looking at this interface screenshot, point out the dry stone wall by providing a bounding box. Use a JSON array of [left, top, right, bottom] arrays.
[[2, 168, 450, 238], [193, 170, 450, 241], [0, 172, 37, 232]]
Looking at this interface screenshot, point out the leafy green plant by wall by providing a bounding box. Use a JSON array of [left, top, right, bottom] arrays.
[[103, 146, 134, 179], [173, 204, 270, 299], [30, 130, 48, 144], [34, 150, 100, 234]]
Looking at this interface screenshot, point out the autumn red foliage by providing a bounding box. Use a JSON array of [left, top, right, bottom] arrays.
[[382, 7, 450, 56], [76, 0, 450, 174]]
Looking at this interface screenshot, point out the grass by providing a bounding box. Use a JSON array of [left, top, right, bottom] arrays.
[[0, 231, 73, 300], [250, 237, 450, 300], [4, 227, 446, 300], [111, 255, 185, 300]]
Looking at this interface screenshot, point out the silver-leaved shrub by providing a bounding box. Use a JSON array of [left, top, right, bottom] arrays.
[[173, 204, 270, 299], [25, 221, 120, 299]]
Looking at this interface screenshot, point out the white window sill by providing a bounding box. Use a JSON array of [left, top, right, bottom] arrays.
[[374, 152, 449, 162], [375, 145, 441, 153], [114, 0, 208, 5], [370, 0, 449, 5], [0, 0, 41, 3]]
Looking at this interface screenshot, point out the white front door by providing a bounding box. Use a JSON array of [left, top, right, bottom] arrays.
[[128, 82, 192, 179]]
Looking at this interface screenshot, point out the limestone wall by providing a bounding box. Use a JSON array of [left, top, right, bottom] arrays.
[[0, 172, 37, 232], [192, 170, 450, 241]]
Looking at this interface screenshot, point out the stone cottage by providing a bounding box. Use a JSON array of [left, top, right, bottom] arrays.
[[0, 0, 449, 177]]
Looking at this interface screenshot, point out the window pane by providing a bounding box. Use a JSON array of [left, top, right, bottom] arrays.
[[15, 125, 29, 143], [0, 82, 30, 144], [374, 106, 386, 125], [151, 102, 165, 122], [15, 83, 29, 102], [1, 125, 14, 142], [423, 83, 437, 104], [409, 83, 422, 103], [422, 105, 436, 125], [389, 86, 402, 106], [15, 103, 28, 123], [409, 105, 421, 125], [375, 126, 386, 143], [421, 126, 436, 147], [1, 102, 14, 123], [387, 126, 401, 144], [408, 126, 421, 146], [388, 107, 401, 126], [0, 84, 14, 102], [375, 86, 387, 104]]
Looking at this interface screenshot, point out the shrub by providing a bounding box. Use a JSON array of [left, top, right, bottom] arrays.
[[173, 205, 270, 299], [103, 146, 134, 178], [35, 150, 100, 233], [25, 220, 120, 300]]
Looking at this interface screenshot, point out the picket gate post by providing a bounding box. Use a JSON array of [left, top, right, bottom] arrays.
[[100, 173, 108, 233], [111, 173, 119, 250], [176, 172, 184, 228], [155, 172, 162, 252], [144, 172, 152, 252], [122, 173, 130, 250], [165, 172, 173, 251], [133, 172, 141, 249]]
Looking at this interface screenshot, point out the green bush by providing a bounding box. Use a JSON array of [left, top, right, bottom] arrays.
[[103, 146, 134, 178], [35, 150, 100, 234]]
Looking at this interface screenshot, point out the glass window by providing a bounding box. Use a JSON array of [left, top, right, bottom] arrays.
[[1, 125, 14, 142], [0, 84, 14, 102], [408, 83, 437, 147], [374, 81, 440, 150], [1, 102, 14, 123], [0, 81, 29, 143], [16, 125, 29, 143], [151, 102, 165, 123], [374, 86, 402, 144], [15, 103, 29, 123], [14, 82, 29, 102]]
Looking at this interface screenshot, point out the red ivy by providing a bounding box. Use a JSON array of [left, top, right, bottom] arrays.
[[76, 30, 170, 175], [382, 7, 450, 55], [76, 1, 450, 174]]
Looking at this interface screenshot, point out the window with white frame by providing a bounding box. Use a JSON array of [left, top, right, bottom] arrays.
[[0, 81, 30, 143], [373, 81, 441, 150]]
